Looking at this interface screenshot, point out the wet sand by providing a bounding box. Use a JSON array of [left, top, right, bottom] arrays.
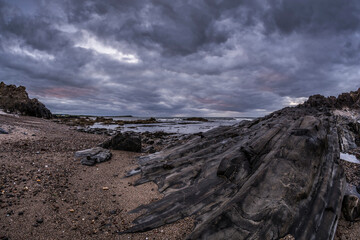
[[0, 114, 193, 240]]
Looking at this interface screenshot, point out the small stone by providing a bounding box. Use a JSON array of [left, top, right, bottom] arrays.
[[0, 128, 8, 134], [69, 209, 75, 212], [36, 218, 44, 224]]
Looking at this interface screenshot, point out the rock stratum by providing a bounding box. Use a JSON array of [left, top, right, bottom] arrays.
[[0, 82, 52, 118], [125, 89, 360, 239]]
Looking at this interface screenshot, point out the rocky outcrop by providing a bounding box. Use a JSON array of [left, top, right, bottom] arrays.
[[303, 88, 360, 110], [0, 82, 52, 118], [100, 132, 142, 152], [74, 147, 112, 166], [121, 91, 360, 239]]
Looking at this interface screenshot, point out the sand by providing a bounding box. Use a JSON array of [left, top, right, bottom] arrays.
[[0, 114, 194, 240]]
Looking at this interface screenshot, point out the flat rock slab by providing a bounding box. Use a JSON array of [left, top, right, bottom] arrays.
[[75, 147, 112, 166]]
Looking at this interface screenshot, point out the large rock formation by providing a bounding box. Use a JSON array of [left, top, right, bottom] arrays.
[[0, 82, 52, 118], [124, 89, 360, 239]]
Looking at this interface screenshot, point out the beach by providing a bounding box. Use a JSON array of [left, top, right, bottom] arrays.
[[0, 113, 194, 240], [1, 112, 360, 239]]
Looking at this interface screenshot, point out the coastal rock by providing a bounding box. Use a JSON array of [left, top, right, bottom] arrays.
[[74, 147, 112, 166], [124, 95, 354, 239], [100, 132, 141, 152], [0, 82, 52, 118], [185, 117, 209, 122]]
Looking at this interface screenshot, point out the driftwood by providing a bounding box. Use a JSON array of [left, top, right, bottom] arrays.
[[125, 89, 360, 239]]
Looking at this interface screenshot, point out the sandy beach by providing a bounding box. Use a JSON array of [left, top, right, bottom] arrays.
[[0, 114, 193, 240]]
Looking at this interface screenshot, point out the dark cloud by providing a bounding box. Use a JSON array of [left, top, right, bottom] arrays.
[[0, 0, 359, 117]]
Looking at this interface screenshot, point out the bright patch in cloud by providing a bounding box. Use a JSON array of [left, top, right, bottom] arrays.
[[9, 45, 54, 61], [75, 31, 140, 64]]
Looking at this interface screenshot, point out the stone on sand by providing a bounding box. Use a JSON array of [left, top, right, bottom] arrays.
[[75, 147, 112, 166]]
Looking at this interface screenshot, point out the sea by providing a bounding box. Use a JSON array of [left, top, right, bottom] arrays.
[[90, 117, 256, 135]]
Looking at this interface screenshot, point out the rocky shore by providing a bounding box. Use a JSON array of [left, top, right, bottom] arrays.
[[0, 113, 194, 240], [122, 89, 360, 239], [2, 81, 360, 239]]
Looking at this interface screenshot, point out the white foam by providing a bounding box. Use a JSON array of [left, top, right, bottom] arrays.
[[340, 152, 360, 164]]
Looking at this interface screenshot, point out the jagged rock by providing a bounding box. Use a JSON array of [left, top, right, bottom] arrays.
[[74, 147, 112, 166], [0, 82, 52, 118], [303, 88, 360, 109], [123, 92, 360, 239], [100, 132, 141, 152]]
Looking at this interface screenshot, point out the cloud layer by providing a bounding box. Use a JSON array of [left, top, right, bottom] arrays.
[[1, 0, 359, 116]]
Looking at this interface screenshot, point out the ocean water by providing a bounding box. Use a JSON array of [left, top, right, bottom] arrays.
[[90, 117, 255, 134]]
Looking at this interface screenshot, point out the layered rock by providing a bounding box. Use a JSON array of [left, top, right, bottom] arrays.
[[75, 147, 112, 166], [122, 91, 360, 239], [0, 82, 52, 118]]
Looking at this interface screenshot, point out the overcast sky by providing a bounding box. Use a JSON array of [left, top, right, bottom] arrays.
[[0, 0, 359, 116]]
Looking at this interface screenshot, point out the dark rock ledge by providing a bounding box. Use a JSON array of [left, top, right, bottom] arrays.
[[123, 89, 360, 240]]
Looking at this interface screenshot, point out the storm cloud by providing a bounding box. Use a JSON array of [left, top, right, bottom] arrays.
[[0, 0, 359, 116]]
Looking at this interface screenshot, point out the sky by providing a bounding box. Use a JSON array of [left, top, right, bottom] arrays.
[[0, 0, 359, 117]]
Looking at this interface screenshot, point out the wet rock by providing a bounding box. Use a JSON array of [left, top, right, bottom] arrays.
[[100, 132, 141, 152], [74, 147, 112, 166]]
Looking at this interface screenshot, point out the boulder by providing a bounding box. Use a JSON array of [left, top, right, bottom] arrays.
[[74, 147, 112, 166], [100, 132, 141, 152], [0, 82, 52, 118]]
